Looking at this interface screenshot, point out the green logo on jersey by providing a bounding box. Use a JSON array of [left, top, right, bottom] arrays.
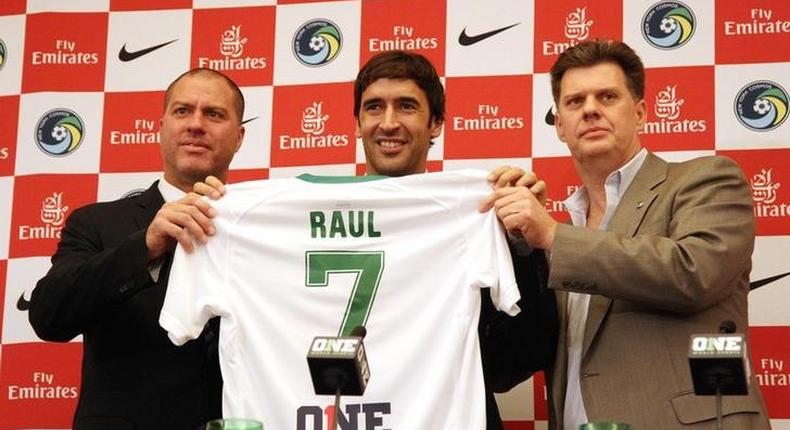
[[309, 210, 381, 238]]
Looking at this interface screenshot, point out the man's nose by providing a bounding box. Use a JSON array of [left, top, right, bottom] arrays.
[[582, 96, 601, 120], [379, 106, 400, 131], [186, 112, 205, 132]]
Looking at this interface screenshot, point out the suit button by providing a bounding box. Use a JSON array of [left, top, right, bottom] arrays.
[[119, 281, 132, 293]]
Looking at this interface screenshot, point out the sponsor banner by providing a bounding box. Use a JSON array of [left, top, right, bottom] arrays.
[[445, 0, 533, 77], [749, 326, 790, 418], [0, 96, 19, 176], [532, 371, 549, 421], [105, 9, 191, 92], [100, 91, 163, 172], [230, 86, 273, 171], [22, 13, 107, 92], [9, 174, 98, 258], [721, 149, 790, 236], [0, 0, 25, 16], [532, 156, 580, 223], [0, 342, 82, 429], [640, 66, 715, 151], [444, 75, 532, 159], [0, 15, 25, 96], [0, 178, 12, 260], [533, 0, 622, 73], [360, 0, 445, 75], [716, 0, 790, 65], [16, 92, 103, 175], [191, 6, 275, 86], [110, 0, 191, 11], [270, 82, 355, 168], [715, 63, 789, 150], [2, 257, 52, 344], [96, 171, 159, 203], [623, 0, 715, 68], [273, 2, 361, 85], [749, 236, 790, 326]]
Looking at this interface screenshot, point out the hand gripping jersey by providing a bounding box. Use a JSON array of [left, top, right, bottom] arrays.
[[160, 169, 520, 430]]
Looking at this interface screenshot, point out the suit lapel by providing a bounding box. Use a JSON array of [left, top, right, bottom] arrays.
[[133, 182, 165, 230], [581, 153, 668, 358]]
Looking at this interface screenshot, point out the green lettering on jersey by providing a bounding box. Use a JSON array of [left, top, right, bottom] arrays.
[[309, 211, 326, 238], [305, 251, 385, 336], [309, 210, 382, 238]]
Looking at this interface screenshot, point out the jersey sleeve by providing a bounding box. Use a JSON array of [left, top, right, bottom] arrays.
[[159, 209, 231, 346], [478, 209, 521, 316]]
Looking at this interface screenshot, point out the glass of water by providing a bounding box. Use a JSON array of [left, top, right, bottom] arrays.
[[205, 419, 263, 430]]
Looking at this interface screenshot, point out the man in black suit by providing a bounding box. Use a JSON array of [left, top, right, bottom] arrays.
[[28, 68, 245, 430]]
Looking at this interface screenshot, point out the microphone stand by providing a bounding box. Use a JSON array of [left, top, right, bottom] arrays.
[[331, 384, 342, 430], [715, 384, 723, 430]]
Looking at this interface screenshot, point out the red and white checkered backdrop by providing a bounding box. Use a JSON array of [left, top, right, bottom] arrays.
[[0, 0, 788, 428]]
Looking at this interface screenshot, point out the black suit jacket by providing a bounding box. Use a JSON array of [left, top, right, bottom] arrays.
[[29, 182, 222, 430], [479, 249, 558, 429]]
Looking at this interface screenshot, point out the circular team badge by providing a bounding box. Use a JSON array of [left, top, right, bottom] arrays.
[[734, 81, 789, 132], [35, 109, 85, 157], [293, 19, 342, 67], [0, 39, 7, 71], [642, 1, 696, 50]]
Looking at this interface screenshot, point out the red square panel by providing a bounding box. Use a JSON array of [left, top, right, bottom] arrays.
[[720, 149, 790, 236], [191, 7, 276, 87], [0, 342, 82, 429], [22, 13, 108, 92], [532, 156, 580, 224], [749, 326, 790, 418], [444, 75, 532, 159], [0, 96, 18, 176], [101, 91, 165, 173], [533, 0, 622, 73], [716, 1, 790, 65], [9, 174, 98, 258], [640, 66, 715, 151], [228, 168, 269, 183], [360, 0, 446, 75], [0, 0, 25, 16], [270, 82, 355, 168]]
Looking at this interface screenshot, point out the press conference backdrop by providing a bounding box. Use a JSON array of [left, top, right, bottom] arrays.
[[0, 0, 788, 428]]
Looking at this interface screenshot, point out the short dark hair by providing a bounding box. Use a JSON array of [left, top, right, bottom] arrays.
[[354, 50, 445, 125], [550, 40, 645, 102], [163, 68, 245, 123]]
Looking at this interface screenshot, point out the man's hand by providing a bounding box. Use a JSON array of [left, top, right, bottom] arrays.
[[144, 176, 226, 261], [486, 165, 547, 205], [481, 166, 556, 250]]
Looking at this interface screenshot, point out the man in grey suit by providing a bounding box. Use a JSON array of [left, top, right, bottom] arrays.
[[482, 40, 770, 429]]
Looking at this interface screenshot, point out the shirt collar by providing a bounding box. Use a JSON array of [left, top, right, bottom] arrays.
[[563, 148, 649, 226], [157, 177, 186, 203]]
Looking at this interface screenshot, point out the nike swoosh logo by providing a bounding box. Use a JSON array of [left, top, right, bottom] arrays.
[[458, 23, 520, 46], [750, 271, 790, 291], [545, 106, 556, 126], [118, 39, 178, 62], [241, 116, 259, 125], [17, 292, 30, 311]]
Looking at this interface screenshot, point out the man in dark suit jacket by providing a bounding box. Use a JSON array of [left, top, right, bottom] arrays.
[[29, 68, 246, 430]]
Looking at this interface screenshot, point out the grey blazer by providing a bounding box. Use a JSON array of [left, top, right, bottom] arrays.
[[546, 153, 770, 429]]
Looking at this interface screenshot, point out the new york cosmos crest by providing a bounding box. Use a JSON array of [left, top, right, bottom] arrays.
[[735, 81, 789, 132], [293, 19, 342, 67], [0, 39, 6, 70], [642, 1, 696, 50], [35, 109, 85, 157]]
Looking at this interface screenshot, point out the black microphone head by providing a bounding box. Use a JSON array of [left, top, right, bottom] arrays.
[[719, 320, 737, 334], [350, 325, 367, 339]]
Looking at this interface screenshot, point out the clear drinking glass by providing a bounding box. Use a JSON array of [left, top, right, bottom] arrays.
[[205, 418, 263, 430]]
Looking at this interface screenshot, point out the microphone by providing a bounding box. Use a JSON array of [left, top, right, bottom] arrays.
[[307, 325, 370, 396], [688, 321, 748, 396]]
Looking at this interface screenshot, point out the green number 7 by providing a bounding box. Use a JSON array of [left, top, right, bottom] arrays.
[[305, 251, 385, 336]]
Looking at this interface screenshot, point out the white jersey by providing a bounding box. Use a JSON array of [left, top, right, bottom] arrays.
[[160, 169, 520, 430]]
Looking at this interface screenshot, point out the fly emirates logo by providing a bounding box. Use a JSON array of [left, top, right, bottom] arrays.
[[279, 101, 349, 150], [641, 85, 707, 134], [31, 39, 99, 65], [452, 103, 524, 131], [542, 7, 594, 56], [18, 192, 69, 240], [197, 25, 266, 71]]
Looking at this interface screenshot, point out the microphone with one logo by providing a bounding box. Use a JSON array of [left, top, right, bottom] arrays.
[[688, 320, 749, 430], [307, 325, 370, 396]]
